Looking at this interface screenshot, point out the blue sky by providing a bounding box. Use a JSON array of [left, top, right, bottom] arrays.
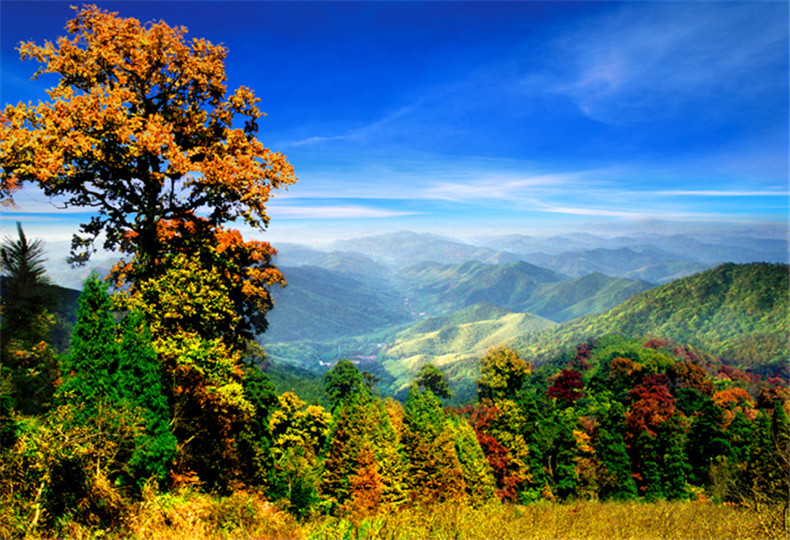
[[1, 1, 788, 247]]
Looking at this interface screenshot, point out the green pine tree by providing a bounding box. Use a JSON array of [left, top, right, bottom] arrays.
[[596, 403, 638, 501], [57, 273, 118, 408], [403, 386, 466, 503], [450, 415, 496, 504], [116, 310, 176, 487], [658, 414, 690, 500], [0, 222, 59, 416]]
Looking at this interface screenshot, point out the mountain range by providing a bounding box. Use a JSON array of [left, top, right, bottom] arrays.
[[28, 227, 789, 401]]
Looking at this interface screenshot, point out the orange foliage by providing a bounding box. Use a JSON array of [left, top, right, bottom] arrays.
[[1, 4, 296, 267], [670, 361, 714, 396], [713, 388, 757, 428]]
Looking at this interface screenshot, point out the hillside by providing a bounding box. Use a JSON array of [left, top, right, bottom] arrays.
[[508, 262, 789, 373], [399, 260, 652, 322], [263, 266, 412, 342], [526, 272, 654, 322], [379, 303, 557, 401], [398, 260, 567, 315], [332, 231, 520, 267]]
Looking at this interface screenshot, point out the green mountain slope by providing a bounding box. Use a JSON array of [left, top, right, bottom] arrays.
[[399, 260, 567, 315], [399, 260, 652, 322], [527, 272, 654, 322], [508, 262, 789, 372], [263, 266, 412, 342], [380, 303, 557, 402]]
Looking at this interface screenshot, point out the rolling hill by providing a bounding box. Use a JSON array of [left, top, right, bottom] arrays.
[[379, 303, 556, 402], [263, 265, 411, 342], [507, 262, 789, 372], [332, 231, 520, 267], [398, 260, 653, 322]]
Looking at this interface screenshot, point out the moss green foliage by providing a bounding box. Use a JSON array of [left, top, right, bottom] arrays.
[[415, 363, 453, 399], [323, 359, 366, 410], [56, 274, 177, 488]]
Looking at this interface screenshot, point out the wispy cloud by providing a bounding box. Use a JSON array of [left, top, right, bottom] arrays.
[[422, 173, 578, 203], [280, 102, 423, 149], [268, 203, 418, 220], [532, 202, 719, 221], [655, 190, 790, 197], [546, 3, 787, 124]]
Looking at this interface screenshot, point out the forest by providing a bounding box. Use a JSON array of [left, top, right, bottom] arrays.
[[0, 6, 788, 540]]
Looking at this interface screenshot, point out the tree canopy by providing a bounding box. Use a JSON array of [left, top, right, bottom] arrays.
[[1, 5, 296, 266], [0, 5, 295, 349]]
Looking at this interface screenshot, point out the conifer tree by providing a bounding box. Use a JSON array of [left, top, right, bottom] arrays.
[[595, 403, 638, 500], [416, 363, 453, 400], [403, 386, 466, 503], [322, 390, 408, 514], [450, 415, 496, 503], [57, 274, 118, 407], [237, 360, 278, 488], [686, 397, 730, 486], [346, 444, 383, 517], [324, 359, 365, 410], [321, 394, 363, 510], [658, 414, 690, 500], [552, 413, 580, 500], [634, 431, 664, 501], [115, 311, 177, 487]]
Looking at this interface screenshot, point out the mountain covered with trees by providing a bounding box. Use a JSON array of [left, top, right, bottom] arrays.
[[507, 262, 789, 374], [1, 6, 787, 540]]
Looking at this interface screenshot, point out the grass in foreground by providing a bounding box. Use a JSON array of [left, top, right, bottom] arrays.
[[8, 490, 785, 540]]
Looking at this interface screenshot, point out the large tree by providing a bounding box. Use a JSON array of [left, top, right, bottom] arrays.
[[0, 4, 296, 338]]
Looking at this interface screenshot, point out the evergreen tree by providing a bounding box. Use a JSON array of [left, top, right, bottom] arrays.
[[321, 393, 365, 510], [551, 412, 579, 500], [416, 363, 453, 400], [324, 359, 365, 410], [57, 274, 118, 407], [634, 431, 664, 501], [115, 311, 177, 487], [658, 414, 690, 500], [595, 403, 638, 501], [450, 415, 496, 504], [238, 360, 278, 488], [686, 397, 730, 486], [517, 390, 549, 498], [403, 386, 466, 503], [0, 223, 59, 415]]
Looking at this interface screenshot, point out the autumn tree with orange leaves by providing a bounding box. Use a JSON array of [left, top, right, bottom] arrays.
[[0, 5, 294, 330], [0, 5, 296, 486]]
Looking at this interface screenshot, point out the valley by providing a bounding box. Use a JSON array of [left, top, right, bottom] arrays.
[[253, 228, 788, 401]]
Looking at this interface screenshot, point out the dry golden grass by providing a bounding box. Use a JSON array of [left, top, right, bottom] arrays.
[[7, 492, 784, 540], [307, 499, 786, 540]]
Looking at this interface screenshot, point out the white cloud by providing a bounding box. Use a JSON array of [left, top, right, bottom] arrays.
[[268, 203, 418, 220], [655, 190, 790, 197], [422, 173, 578, 203], [547, 3, 787, 123]]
